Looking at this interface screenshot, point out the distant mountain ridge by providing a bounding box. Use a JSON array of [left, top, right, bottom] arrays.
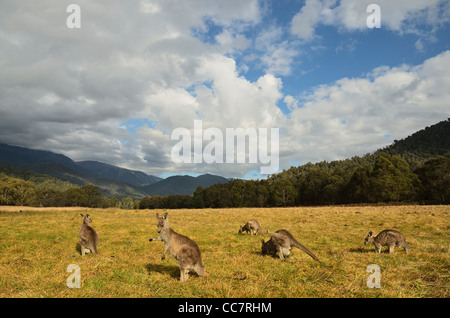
[[142, 173, 228, 196], [0, 143, 228, 198], [0, 143, 79, 170], [77, 160, 162, 186]]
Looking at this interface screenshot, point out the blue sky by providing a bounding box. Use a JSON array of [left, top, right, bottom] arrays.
[[1, 0, 450, 179], [191, 0, 450, 106]]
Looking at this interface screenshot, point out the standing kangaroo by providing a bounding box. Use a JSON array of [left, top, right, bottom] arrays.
[[364, 229, 409, 254], [79, 214, 99, 256], [239, 219, 264, 237], [261, 229, 319, 261], [149, 213, 205, 282]]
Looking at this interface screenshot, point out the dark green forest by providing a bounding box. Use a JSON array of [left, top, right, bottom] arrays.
[[191, 151, 449, 208], [1, 119, 449, 208]]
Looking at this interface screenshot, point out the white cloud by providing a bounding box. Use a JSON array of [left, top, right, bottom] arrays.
[[0, 0, 263, 177], [283, 95, 299, 111], [284, 50, 450, 164], [0, 1, 449, 179], [254, 25, 300, 76], [291, 0, 450, 41], [415, 39, 425, 52], [291, 0, 335, 41], [214, 28, 252, 54]]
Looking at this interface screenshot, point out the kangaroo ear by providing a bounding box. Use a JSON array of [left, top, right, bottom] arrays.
[[80, 214, 84, 217], [261, 239, 265, 245], [163, 212, 168, 219], [155, 213, 160, 219], [369, 231, 373, 236]]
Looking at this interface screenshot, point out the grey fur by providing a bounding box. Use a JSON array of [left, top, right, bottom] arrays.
[[364, 229, 409, 254], [149, 212, 205, 282], [239, 219, 265, 237], [261, 229, 319, 261], [79, 214, 99, 256]]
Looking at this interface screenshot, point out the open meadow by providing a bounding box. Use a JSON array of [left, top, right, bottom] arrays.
[[0, 205, 448, 298]]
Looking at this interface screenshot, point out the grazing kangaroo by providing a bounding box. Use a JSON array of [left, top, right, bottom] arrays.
[[239, 219, 264, 237], [261, 229, 319, 261], [79, 214, 99, 256], [364, 229, 409, 254], [149, 212, 205, 282]]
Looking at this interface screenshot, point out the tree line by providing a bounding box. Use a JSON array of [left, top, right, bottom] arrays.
[[137, 152, 449, 209], [1, 152, 448, 209]]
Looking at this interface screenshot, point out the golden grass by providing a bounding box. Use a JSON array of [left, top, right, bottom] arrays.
[[0, 205, 448, 298]]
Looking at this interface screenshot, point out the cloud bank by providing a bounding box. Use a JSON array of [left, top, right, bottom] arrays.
[[0, 0, 449, 178]]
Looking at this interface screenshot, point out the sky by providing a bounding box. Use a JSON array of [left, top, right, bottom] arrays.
[[1, 0, 450, 179]]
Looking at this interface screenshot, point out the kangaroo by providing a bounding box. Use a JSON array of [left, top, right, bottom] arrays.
[[364, 229, 409, 254], [261, 229, 319, 261], [239, 219, 264, 237], [79, 214, 99, 256], [149, 212, 205, 282]]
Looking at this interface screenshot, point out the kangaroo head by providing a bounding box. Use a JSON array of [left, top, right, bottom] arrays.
[[155, 212, 169, 233], [261, 239, 269, 255], [364, 231, 374, 244], [81, 213, 92, 224], [238, 226, 244, 234]]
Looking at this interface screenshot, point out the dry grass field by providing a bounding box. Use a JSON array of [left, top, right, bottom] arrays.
[[0, 205, 448, 298]]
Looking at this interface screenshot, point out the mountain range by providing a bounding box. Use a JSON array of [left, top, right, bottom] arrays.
[[0, 143, 228, 198]]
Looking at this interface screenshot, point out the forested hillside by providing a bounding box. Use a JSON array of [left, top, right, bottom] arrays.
[[377, 118, 450, 169]]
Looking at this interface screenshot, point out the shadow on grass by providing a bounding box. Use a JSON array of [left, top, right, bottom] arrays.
[[349, 247, 375, 253], [145, 263, 180, 278]]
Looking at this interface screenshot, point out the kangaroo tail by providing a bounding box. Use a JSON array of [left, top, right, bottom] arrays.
[[258, 227, 265, 237], [292, 239, 319, 261]]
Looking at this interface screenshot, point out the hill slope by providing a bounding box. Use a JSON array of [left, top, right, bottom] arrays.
[[141, 173, 228, 196], [76, 160, 162, 186], [376, 118, 450, 169], [0, 143, 80, 170]]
